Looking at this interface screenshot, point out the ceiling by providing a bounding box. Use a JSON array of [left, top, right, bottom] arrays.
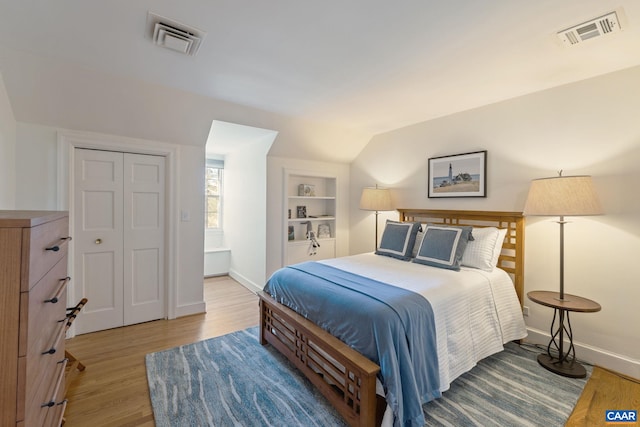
[[0, 1, 639, 162]]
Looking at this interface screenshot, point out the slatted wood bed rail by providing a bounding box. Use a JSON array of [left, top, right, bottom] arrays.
[[259, 209, 525, 427]]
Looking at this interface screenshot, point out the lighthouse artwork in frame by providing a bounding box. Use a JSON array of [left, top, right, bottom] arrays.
[[427, 150, 487, 198]]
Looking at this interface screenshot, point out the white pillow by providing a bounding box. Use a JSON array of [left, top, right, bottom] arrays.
[[461, 227, 507, 271], [491, 228, 508, 267]]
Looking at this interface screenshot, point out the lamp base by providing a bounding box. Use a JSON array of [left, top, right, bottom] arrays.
[[537, 354, 586, 378]]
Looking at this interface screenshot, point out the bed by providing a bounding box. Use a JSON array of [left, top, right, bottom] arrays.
[[258, 209, 526, 427]]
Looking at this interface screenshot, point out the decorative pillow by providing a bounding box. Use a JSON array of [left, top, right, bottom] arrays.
[[461, 227, 507, 271], [375, 220, 421, 260], [412, 223, 474, 258], [412, 225, 473, 271]]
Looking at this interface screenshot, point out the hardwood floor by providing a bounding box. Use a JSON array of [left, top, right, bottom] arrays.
[[64, 276, 637, 427], [63, 276, 259, 427], [566, 366, 640, 427]]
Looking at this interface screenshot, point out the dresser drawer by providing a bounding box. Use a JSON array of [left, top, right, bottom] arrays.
[[16, 329, 66, 425], [18, 256, 68, 358], [21, 217, 70, 292], [25, 356, 67, 427]]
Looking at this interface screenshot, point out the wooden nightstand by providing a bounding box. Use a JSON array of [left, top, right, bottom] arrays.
[[527, 290, 601, 378]]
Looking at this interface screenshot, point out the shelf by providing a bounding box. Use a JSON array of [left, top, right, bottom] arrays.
[[288, 237, 335, 244], [288, 196, 335, 200], [288, 217, 335, 222]]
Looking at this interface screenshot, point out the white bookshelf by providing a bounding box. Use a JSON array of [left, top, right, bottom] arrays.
[[283, 170, 337, 266]]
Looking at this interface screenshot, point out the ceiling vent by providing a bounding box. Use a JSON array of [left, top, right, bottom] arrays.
[[557, 11, 621, 46], [146, 12, 206, 56]]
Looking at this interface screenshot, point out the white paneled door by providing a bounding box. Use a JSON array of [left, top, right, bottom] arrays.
[[74, 149, 165, 334]]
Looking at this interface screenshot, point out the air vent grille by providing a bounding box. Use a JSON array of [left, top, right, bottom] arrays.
[[146, 12, 206, 56], [557, 11, 621, 46]]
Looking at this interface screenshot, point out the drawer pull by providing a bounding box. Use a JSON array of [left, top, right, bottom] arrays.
[[45, 236, 72, 252], [44, 276, 71, 304], [41, 322, 66, 355], [41, 358, 68, 408]]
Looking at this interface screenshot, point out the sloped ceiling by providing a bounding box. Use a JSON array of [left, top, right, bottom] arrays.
[[0, 1, 639, 163]]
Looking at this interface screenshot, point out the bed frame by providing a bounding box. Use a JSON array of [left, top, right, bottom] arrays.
[[258, 209, 525, 427]]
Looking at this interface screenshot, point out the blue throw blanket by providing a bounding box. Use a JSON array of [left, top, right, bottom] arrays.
[[264, 261, 440, 427]]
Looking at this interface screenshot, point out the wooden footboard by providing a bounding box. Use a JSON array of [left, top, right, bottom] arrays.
[[259, 291, 381, 427]]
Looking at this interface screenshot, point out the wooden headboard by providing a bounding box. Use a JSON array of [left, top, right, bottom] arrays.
[[397, 209, 525, 307]]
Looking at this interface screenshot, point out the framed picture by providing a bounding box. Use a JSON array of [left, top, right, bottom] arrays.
[[317, 223, 331, 239], [428, 150, 487, 198], [296, 205, 307, 218], [288, 225, 295, 241], [298, 184, 316, 197]]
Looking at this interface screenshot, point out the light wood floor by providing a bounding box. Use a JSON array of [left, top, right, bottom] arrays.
[[566, 366, 640, 427], [64, 276, 259, 426], [63, 276, 637, 427]]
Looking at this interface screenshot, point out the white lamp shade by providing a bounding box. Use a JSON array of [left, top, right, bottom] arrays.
[[523, 175, 603, 216], [359, 187, 392, 211]]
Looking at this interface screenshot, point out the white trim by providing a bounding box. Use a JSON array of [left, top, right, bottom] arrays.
[[56, 129, 180, 335], [525, 327, 640, 379], [175, 301, 207, 318], [229, 268, 262, 294], [205, 247, 231, 253]]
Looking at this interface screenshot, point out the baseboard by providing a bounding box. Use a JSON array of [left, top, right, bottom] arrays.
[[228, 268, 262, 295], [174, 301, 206, 318], [526, 327, 640, 380]]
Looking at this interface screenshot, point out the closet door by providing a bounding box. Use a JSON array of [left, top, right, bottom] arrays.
[[74, 149, 166, 334], [123, 153, 165, 325], [74, 149, 124, 333]]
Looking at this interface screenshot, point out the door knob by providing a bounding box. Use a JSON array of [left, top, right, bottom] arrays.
[[95, 238, 102, 244]]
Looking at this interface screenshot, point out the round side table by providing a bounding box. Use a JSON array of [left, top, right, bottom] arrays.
[[527, 290, 601, 378]]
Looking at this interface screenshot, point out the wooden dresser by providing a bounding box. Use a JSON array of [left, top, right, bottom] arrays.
[[0, 211, 70, 427]]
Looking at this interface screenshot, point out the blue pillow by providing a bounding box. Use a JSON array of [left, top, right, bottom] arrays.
[[375, 220, 421, 260], [412, 225, 473, 271]]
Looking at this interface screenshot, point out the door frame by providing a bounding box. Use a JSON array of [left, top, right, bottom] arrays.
[[56, 130, 178, 336]]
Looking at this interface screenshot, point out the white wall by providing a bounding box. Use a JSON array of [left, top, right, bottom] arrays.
[[175, 144, 206, 315], [225, 138, 273, 292], [266, 156, 351, 279], [13, 124, 206, 320], [14, 123, 58, 209], [0, 73, 16, 209], [350, 65, 640, 378]]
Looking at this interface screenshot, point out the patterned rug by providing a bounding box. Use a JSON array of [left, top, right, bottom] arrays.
[[146, 327, 589, 426]]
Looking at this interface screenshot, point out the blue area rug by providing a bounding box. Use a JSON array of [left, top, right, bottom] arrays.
[[146, 327, 589, 426]]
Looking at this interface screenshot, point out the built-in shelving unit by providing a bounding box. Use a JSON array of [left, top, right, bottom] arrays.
[[284, 170, 337, 266]]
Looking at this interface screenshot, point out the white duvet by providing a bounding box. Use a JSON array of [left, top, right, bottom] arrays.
[[321, 252, 527, 422]]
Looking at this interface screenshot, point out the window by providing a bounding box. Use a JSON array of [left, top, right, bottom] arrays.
[[206, 160, 224, 229]]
